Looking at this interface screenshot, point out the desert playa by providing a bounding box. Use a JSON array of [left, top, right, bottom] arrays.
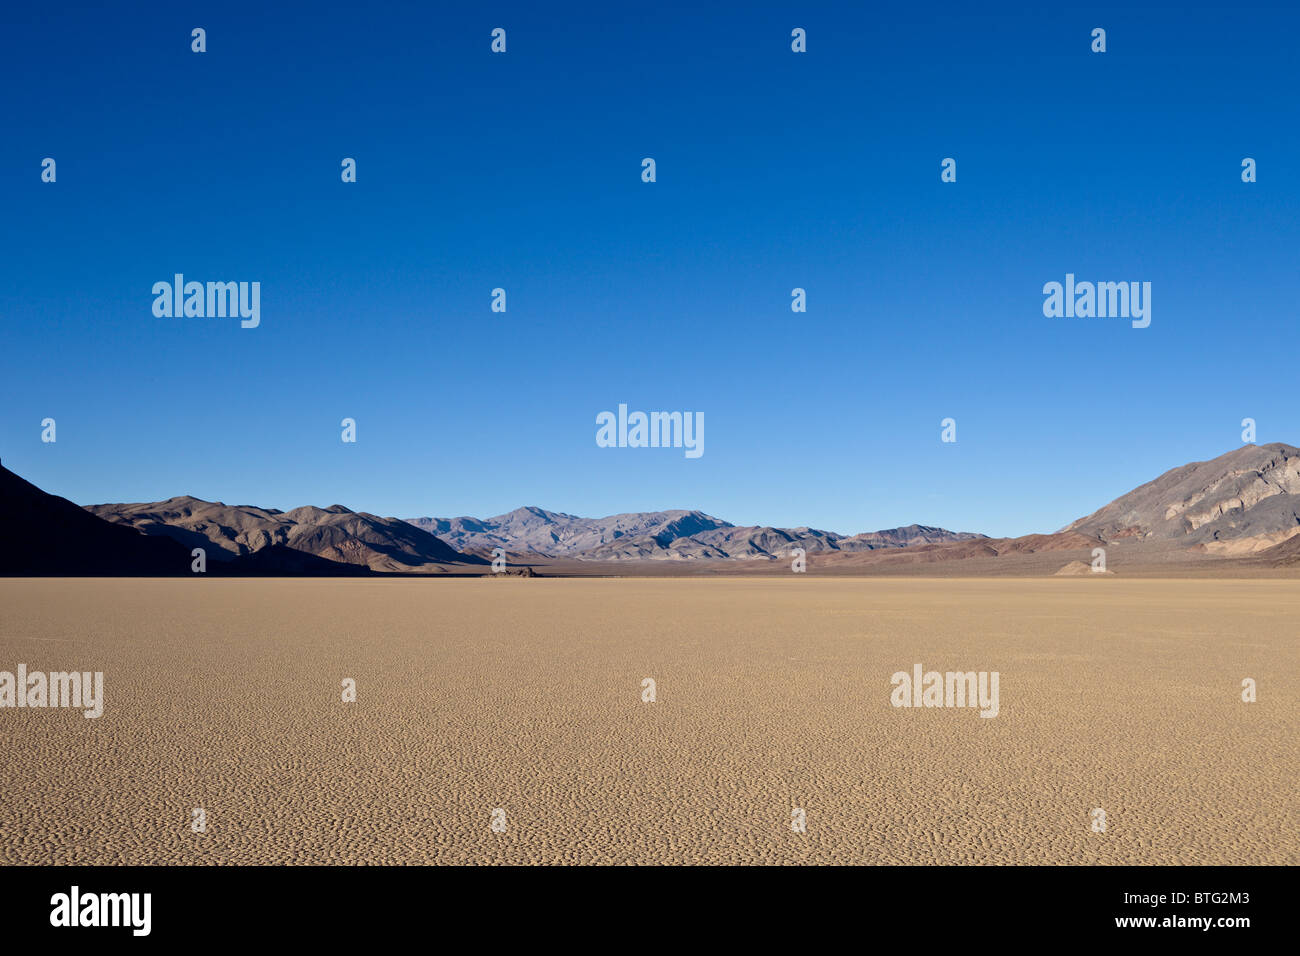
[[0, 576, 1294, 865]]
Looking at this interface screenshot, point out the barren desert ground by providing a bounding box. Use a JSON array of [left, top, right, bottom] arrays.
[[0, 577, 1295, 865]]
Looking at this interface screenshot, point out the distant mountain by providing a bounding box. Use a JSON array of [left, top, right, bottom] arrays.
[[812, 529, 1104, 571], [407, 507, 730, 557], [406, 508, 986, 561], [0, 460, 190, 575], [1062, 443, 1300, 554], [88, 496, 483, 572]]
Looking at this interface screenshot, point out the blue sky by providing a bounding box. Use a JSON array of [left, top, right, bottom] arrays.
[[1, 1, 1296, 537]]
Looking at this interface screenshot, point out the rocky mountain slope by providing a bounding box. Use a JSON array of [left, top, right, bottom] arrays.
[[1062, 443, 1300, 553], [87, 496, 481, 572]]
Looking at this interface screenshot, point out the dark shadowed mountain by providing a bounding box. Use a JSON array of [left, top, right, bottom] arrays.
[[405, 508, 986, 560], [0, 460, 191, 575]]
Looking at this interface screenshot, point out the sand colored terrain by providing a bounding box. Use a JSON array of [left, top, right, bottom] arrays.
[[0, 577, 1295, 865]]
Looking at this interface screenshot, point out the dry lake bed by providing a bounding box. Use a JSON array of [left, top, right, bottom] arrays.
[[0, 577, 1295, 865]]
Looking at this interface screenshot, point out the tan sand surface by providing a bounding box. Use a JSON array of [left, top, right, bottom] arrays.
[[0, 577, 1294, 865]]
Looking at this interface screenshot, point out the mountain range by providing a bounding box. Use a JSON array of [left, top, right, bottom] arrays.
[[405, 509, 985, 560], [83, 496, 479, 572], [2, 442, 1298, 575]]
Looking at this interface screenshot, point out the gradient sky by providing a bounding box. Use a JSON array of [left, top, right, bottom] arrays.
[[2, 1, 1296, 537]]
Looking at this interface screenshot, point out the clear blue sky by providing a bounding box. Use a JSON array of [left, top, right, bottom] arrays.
[[2, 1, 1296, 537]]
